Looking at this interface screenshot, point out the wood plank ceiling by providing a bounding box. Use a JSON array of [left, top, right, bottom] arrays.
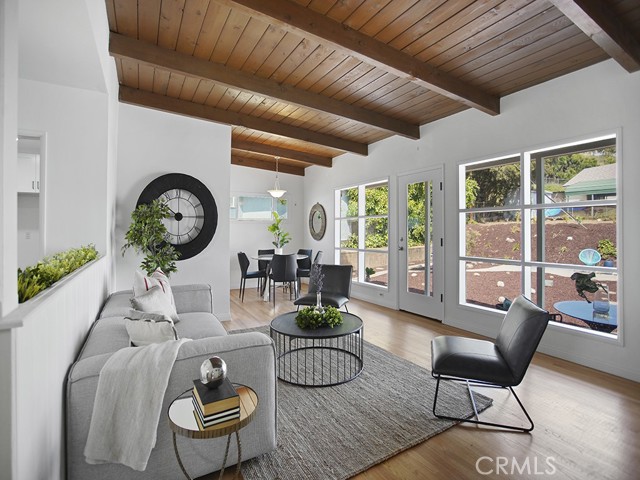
[[106, 0, 640, 176]]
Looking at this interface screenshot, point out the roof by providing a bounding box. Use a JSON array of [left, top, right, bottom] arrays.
[[564, 163, 617, 196]]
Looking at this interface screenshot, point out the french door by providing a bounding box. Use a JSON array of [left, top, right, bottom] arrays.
[[398, 167, 444, 320]]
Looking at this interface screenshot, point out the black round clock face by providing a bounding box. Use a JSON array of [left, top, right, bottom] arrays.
[[137, 173, 217, 260]]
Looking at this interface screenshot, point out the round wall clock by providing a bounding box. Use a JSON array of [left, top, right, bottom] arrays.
[[309, 203, 326, 241], [137, 173, 218, 260]]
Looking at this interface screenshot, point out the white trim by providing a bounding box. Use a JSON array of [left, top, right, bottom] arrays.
[[458, 132, 621, 343]]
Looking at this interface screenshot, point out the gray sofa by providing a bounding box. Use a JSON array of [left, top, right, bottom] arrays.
[[66, 284, 276, 479]]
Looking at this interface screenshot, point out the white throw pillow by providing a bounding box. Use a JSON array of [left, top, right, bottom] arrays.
[[124, 310, 178, 347], [133, 269, 176, 308], [130, 285, 179, 322]]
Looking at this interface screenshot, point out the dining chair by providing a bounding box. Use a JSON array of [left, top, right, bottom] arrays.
[[268, 253, 298, 306], [431, 295, 557, 432], [258, 248, 275, 274], [294, 264, 352, 312], [295, 249, 313, 291], [237, 252, 267, 302]]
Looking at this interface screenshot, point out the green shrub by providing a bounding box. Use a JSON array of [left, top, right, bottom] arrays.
[[18, 244, 99, 303], [597, 239, 617, 259]]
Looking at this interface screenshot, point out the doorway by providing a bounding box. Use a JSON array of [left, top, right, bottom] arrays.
[[397, 167, 444, 320], [17, 133, 45, 269]]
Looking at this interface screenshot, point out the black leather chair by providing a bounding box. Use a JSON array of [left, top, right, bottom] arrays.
[[257, 249, 274, 275], [237, 252, 267, 302], [268, 253, 298, 305], [431, 295, 557, 432], [294, 264, 352, 312]]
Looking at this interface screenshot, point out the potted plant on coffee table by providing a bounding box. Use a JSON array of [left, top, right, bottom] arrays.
[[122, 199, 180, 276], [267, 211, 291, 254]]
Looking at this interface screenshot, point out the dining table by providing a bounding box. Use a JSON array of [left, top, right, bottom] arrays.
[[252, 253, 309, 301]]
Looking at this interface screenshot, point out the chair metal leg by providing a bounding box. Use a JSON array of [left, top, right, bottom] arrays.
[[432, 374, 534, 432]]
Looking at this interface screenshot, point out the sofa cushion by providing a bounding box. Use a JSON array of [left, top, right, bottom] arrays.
[[79, 317, 130, 360], [99, 291, 133, 319], [176, 312, 228, 339]]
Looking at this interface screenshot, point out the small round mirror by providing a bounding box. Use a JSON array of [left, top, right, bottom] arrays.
[[309, 203, 326, 241]]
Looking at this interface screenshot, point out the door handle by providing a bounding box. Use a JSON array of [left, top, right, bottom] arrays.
[[398, 246, 404, 251]]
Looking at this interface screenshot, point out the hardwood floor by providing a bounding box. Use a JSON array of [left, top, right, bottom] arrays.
[[222, 287, 640, 479]]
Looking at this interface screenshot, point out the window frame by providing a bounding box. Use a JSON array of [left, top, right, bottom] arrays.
[[230, 193, 288, 221], [458, 133, 621, 340], [335, 179, 389, 288]]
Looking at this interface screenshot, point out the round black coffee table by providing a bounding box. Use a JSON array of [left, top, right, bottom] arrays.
[[270, 311, 364, 387]]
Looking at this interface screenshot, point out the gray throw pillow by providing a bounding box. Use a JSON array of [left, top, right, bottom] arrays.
[[124, 309, 179, 347]]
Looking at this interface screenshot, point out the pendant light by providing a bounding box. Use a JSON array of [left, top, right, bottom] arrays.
[[267, 156, 286, 198]]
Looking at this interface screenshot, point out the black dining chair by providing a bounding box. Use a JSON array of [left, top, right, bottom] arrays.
[[257, 249, 274, 275], [294, 264, 352, 312], [237, 252, 267, 302], [268, 253, 298, 306], [431, 295, 558, 432], [295, 249, 313, 291]]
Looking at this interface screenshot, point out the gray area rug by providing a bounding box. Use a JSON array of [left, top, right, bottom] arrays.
[[231, 326, 492, 480]]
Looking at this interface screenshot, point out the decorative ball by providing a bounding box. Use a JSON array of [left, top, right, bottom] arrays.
[[200, 356, 227, 389]]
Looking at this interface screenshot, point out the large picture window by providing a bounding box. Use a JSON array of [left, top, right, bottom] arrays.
[[335, 180, 389, 287], [459, 135, 619, 336]]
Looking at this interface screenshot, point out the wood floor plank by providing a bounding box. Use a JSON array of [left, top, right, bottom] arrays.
[[209, 287, 640, 480]]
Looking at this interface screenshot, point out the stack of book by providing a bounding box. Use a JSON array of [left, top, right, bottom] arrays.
[[192, 377, 240, 430]]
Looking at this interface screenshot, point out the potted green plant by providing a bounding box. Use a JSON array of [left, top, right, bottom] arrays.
[[267, 211, 291, 254], [122, 199, 180, 276], [597, 239, 617, 267], [365, 267, 375, 282]]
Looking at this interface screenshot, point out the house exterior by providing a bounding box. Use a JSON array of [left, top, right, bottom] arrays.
[[1, 1, 639, 479], [563, 163, 617, 201]]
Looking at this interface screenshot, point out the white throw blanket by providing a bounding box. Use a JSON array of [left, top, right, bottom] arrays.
[[84, 338, 190, 471]]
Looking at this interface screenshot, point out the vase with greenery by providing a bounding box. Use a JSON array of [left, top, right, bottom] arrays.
[[365, 267, 375, 282], [122, 199, 180, 276], [295, 306, 343, 329], [309, 264, 325, 312], [267, 211, 291, 254]]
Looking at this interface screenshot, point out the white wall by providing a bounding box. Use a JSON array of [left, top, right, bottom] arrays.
[[116, 104, 232, 319], [229, 165, 305, 291], [19, 79, 111, 255], [17, 194, 39, 269], [2, 258, 109, 480], [0, 1, 119, 478], [0, 1, 19, 477], [304, 60, 640, 381]]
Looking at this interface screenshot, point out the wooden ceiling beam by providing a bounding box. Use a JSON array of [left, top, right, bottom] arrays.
[[231, 154, 306, 176], [549, 0, 640, 72], [110, 33, 419, 139], [216, 0, 500, 116], [118, 86, 368, 155], [231, 139, 332, 167]]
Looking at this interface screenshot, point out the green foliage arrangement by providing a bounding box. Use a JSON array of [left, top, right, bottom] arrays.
[[365, 267, 375, 279], [122, 199, 180, 276], [295, 306, 343, 330], [267, 211, 291, 249], [18, 244, 99, 303], [597, 239, 617, 259]]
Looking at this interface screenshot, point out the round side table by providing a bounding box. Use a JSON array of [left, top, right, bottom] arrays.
[[167, 384, 258, 480]]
